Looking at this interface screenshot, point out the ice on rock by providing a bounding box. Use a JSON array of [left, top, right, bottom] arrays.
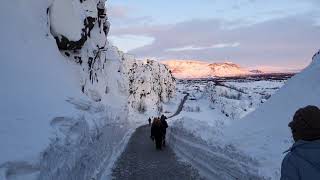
[[0, 0, 175, 179]]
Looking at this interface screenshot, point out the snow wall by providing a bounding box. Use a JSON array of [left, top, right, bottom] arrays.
[[0, 0, 175, 179], [223, 50, 320, 179]]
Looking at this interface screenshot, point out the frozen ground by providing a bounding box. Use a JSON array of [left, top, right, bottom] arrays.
[[224, 52, 320, 179], [112, 125, 202, 180], [164, 76, 291, 179], [111, 93, 204, 180], [0, 1, 175, 180]]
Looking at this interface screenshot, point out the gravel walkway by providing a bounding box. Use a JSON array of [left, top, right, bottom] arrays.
[[111, 125, 202, 180]]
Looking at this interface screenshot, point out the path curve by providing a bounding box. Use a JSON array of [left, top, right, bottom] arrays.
[[168, 92, 189, 118], [111, 93, 202, 180]]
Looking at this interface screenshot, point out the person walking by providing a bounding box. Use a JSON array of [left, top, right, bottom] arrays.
[[160, 115, 168, 147], [281, 105, 320, 180], [150, 118, 164, 150], [148, 117, 151, 126]]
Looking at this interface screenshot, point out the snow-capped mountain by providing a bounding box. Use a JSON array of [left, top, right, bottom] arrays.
[[162, 60, 254, 79]]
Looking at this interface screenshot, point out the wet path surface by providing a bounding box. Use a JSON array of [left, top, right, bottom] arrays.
[[111, 125, 202, 180], [112, 93, 202, 180]]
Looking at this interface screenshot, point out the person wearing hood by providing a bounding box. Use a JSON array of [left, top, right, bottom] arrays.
[[160, 115, 168, 147], [151, 118, 164, 150], [281, 105, 320, 180]]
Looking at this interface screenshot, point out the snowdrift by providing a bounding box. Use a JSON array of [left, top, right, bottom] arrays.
[[224, 51, 320, 179], [0, 0, 82, 167], [0, 0, 175, 179]]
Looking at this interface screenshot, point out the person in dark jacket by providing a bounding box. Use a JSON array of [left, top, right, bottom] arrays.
[[160, 115, 168, 146], [148, 117, 151, 126], [151, 118, 164, 150], [281, 105, 320, 180]]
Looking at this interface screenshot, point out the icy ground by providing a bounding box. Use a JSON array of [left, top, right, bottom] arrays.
[[112, 126, 202, 180], [111, 93, 204, 180], [111, 77, 288, 180], [0, 0, 175, 179], [164, 77, 289, 179]]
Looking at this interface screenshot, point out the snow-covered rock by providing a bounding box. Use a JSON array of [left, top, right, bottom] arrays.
[[49, 0, 109, 50], [50, 0, 84, 41], [162, 60, 253, 79], [224, 50, 320, 179], [0, 0, 175, 179]]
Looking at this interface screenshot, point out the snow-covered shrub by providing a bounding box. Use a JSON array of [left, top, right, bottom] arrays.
[[183, 105, 201, 112], [204, 82, 264, 119], [126, 59, 176, 114], [137, 100, 147, 113]]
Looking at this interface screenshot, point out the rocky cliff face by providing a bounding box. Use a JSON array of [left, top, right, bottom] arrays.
[[1, 0, 173, 179], [48, 0, 176, 112]]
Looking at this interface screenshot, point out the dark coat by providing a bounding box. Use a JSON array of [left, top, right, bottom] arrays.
[[151, 123, 163, 139], [160, 115, 168, 134], [160, 119, 168, 134], [281, 140, 320, 180]]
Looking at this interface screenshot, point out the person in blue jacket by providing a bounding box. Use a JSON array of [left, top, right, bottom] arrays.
[[281, 105, 320, 180]]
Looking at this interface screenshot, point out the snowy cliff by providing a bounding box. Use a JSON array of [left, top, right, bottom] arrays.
[[224, 50, 320, 179], [0, 0, 175, 179], [49, 0, 175, 112]]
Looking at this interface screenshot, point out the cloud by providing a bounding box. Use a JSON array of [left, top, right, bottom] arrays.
[[166, 42, 240, 52], [115, 14, 320, 68], [108, 5, 131, 19], [107, 4, 154, 27], [109, 35, 154, 53]]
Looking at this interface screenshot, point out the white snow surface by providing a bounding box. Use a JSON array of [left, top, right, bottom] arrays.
[[0, 0, 175, 179], [224, 52, 320, 179], [165, 76, 290, 179], [50, 0, 84, 41], [0, 0, 82, 165], [166, 57, 320, 179]]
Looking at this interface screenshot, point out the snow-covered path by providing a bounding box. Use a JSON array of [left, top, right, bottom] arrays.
[[111, 125, 202, 180], [169, 93, 190, 118]]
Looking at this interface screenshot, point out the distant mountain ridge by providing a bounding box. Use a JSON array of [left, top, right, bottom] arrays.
[[162, 60, 258, 79]]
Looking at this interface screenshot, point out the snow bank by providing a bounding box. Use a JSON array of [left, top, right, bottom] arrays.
[[0, 0, 81, 166], [168, 123, 262, 180], [224, 51, 320, 179], [0, 0, 175, 179], [167, 78, 288, 179]]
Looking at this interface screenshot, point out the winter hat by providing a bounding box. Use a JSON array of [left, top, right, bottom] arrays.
[[289, 105, 320, 141]]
